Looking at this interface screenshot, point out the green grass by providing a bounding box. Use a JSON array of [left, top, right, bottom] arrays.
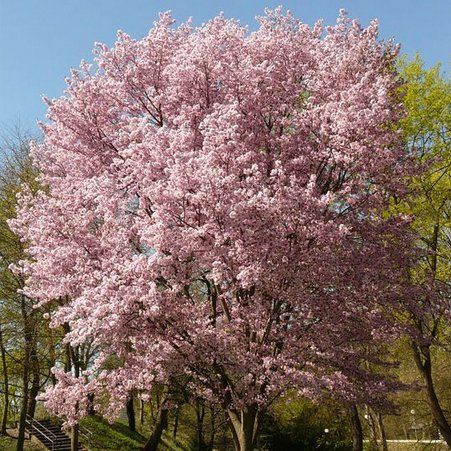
[[80, 416, 147, 451], [364, 442, 448, 451], [387, 445, 448, 451], [159, 431, 194, 451], [0, 435, 17, 451], [0, 434, 46, 450], [79, 416, 193, 451]]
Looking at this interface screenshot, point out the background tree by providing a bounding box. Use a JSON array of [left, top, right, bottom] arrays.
[[0, 126, 54, 451], [392, 56, 451, 445]]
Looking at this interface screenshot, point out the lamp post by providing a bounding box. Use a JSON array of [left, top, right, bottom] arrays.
[[410, 409, 418, 441], [324, 428, 330, 448]]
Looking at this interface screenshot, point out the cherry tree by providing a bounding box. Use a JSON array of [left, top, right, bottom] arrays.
[[12, 9, 416, 450]]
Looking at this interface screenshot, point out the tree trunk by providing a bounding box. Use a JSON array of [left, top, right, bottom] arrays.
[[142, 407, 168, 451], [208, 406, 218, 451], [71, 424, 79, 451], [48, 326, 57, 387], [16, 380, 29, 451], [173, 405, 180, 439], [228, 405, 259, 451], [87, 393, 95, 415], [349, 405, 363, 451], [366, 408, 379, 451], [127, 394, 136, 432], [196, 399, 206, 450], [68, 340, 81, 451], [412, 342, 451, 446], [140, 398, 145, 428], [17, 295, 31, 451], [26, 340, 40, 418], [423, 362, 451, 445], [377, 412, 388, 451], [0, 325, 9, 435], [64, 341, 72, 372]]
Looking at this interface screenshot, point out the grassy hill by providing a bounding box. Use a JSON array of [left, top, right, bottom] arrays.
[[0, 434, 46, 450], [80, 416, 193, 451]]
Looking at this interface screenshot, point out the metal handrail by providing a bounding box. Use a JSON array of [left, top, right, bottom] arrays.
[[25, 419, 55, 450], [79, 423, 94, 448], [79, 424, 92, 438], [25, 414, 57, 451], [26, 414, 58, 440]]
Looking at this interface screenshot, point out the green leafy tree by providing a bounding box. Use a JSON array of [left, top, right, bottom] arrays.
[[0, 127, 61, 451], [393, 56, 451, 445]]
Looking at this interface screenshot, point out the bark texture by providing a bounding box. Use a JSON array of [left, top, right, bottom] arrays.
[[412, 342, 451, 446], [349, 405, 363, 451], [228, 405, 260, 451]]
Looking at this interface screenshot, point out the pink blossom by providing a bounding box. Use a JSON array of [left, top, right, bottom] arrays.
[[11, 9, 416, 425]]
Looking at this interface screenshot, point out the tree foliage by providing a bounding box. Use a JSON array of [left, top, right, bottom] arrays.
[[393, 55, 451, 445], [7, 11, 449, 451]]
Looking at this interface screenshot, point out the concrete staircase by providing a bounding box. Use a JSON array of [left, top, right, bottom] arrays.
[[25, 415, 83, 451]]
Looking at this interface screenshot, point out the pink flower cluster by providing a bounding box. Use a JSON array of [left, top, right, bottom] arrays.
[[12, 8, 415, 422]]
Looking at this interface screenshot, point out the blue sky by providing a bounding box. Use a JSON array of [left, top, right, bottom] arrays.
[[1, 0, 450, 130]]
